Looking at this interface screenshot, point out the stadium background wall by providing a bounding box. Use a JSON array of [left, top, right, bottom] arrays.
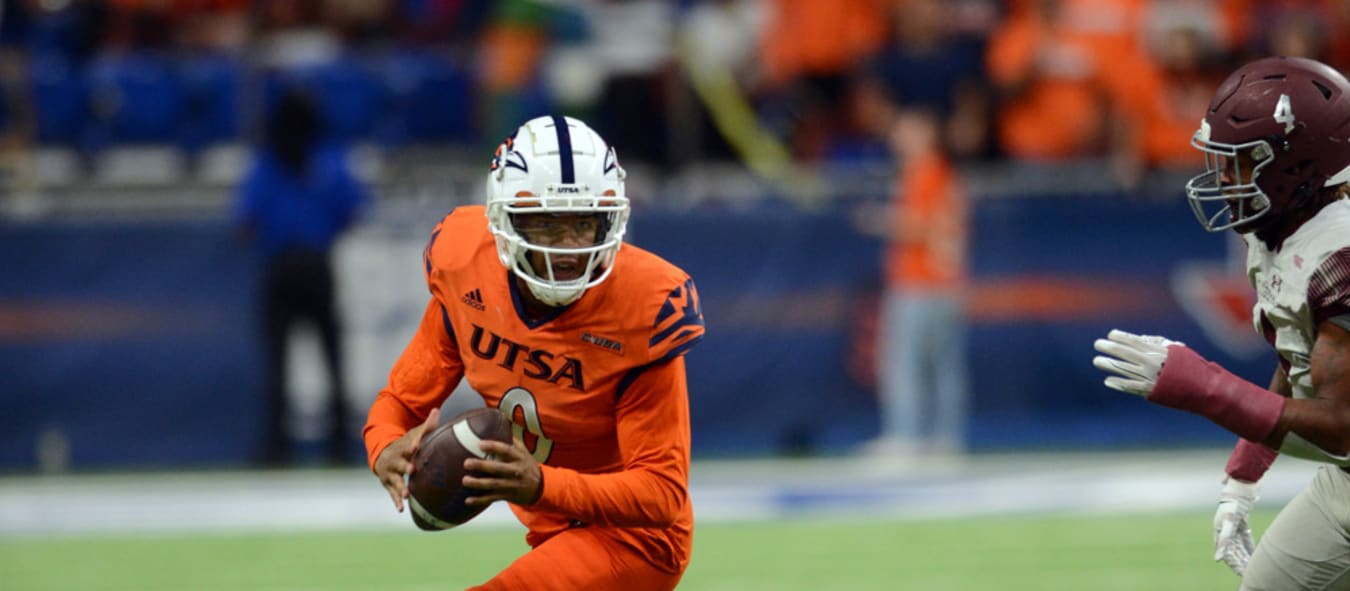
[[0, 191, 1270, 469]]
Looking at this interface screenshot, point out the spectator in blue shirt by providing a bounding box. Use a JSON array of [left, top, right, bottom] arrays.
[[236, 87, 370, 467]]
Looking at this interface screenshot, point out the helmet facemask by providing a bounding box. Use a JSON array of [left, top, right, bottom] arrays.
[[485, 116, 630, 307], [489, 196, 629, 307], [1185, 130, 1275, 233]]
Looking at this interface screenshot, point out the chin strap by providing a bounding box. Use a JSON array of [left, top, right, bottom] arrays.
[[1150, 345, 1287, 442]]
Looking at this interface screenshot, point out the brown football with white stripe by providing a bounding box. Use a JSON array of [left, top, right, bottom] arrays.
[[407, 407, 514, 531]]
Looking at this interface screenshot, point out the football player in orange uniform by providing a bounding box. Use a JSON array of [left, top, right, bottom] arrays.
[[363, 115, 704, 591]]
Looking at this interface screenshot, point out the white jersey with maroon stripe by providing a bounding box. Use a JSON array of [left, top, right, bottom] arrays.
[[1246, 198, 1350, 461], [1247, 199, 1350, 400]]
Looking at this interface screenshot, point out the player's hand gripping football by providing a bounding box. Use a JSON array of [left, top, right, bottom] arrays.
[[462, 438, 543, 507], [1092, 329, 1184, 396], [1214, 477, 1259, 576], [373, 407, 440, 512]]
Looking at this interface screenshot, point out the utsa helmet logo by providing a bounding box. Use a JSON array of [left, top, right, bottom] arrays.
[[489, 135, 528, 174], [603, 145, 620, 175]]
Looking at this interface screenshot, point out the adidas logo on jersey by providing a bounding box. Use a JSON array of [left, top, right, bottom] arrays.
[[462, 289, 486, 311]]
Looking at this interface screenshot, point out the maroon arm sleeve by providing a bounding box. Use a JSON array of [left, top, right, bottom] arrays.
[[1150, 345, 1287, 442]]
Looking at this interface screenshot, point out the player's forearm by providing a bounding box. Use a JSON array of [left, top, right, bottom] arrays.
[[533, 360, 691, 527], [1159, 361, 1350, 462], [362, 343, 464, 469], [362, 391, 423, 470], [533, 464, 688, 528], [363, 303, 466, 470], [1217, 362, 1283, 481], [1150, 345, 1287, 442]]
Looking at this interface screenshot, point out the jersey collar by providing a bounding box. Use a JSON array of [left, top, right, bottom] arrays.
[[508, 270, 572, 329]]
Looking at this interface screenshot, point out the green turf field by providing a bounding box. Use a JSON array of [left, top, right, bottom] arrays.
[[1, 510, 1273, 591]]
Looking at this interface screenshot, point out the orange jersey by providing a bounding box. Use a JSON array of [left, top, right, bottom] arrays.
[[364, 205, 704, 575], [885, 153, 968, 291]]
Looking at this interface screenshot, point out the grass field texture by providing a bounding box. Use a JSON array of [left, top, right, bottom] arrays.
[[2, 510, 1274, 591]]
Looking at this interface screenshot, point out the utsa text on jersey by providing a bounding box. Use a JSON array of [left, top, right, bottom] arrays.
[[467, 324, 585, 390]]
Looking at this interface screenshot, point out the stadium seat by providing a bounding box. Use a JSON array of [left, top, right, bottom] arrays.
[[178, 54, 243, 154], [377, 50, 474, 145], [194, 142, 248, 186], [30, 55, 89, 146], [263, 56, 387, 144], [24, 6, 82, 61], [91, 146, 187, 186], [33, 148, 82, 188], [85, 52, 186, 148]]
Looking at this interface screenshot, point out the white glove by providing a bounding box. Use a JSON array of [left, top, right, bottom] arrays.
[[1214, 477, 1259, 576], [1091, 329, 1184, 396]]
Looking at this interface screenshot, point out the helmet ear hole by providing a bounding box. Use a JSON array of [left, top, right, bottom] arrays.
[[1283, 159, 1314, 180], [1312, 80, 1333, 100]]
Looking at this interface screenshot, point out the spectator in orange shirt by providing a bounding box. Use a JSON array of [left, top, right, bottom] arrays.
[[856, 108, 970, 458], [477, 5, 550, 146], [1229, 1, 1343, 65], [1110, 16, 1228, 178], [984, 0, 1145, 161], [0, 0, 36, 201], [755, 0, 888, 161]]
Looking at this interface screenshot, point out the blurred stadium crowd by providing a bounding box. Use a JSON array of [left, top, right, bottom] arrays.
[[1, 0, 1349, 203]]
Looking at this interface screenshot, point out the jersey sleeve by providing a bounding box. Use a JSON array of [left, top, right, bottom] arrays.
[[1308, 247, 1350, 325], [362, 298, 465, 470], [647, 276, 705, 364], [530, 356, 692, 528]]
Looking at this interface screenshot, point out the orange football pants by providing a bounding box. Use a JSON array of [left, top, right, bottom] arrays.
[[467, 526, 683, 591]]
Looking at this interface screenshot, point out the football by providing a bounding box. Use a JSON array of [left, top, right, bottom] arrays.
[[406, 407, 514, 531]]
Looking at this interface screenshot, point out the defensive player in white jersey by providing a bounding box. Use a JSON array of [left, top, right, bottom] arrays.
[[1093, 56, 1350, 590]]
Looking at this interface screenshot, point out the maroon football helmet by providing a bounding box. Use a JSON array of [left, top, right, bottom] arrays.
[[1186, 56, 1350, 233]]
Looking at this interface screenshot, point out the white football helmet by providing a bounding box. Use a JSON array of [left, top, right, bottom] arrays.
[[485, 115, 629, 307]]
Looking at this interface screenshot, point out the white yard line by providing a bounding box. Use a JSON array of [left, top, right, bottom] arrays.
[[0, 449, 1323, 537]]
